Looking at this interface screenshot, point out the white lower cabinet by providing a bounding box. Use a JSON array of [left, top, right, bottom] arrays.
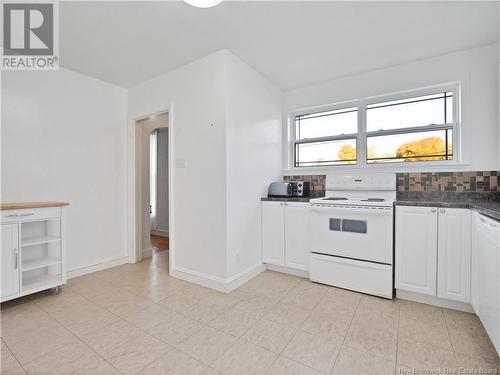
[[262, 201, 309, 271], [284, 202, 309, 270], [437, 208, 471, 302], [471, 212, 480, 313], [1, 205, 67, 302], [1, 224, 20, 299], [262, 201, 285, 265], [395, 206, 438, 296], [395, 205, 471, 303]]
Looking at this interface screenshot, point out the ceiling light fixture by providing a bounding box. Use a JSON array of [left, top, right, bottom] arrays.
[[184, 0, 223, 8]]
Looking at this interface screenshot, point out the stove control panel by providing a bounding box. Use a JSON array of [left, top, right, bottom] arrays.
[[326, 173, 396, 191]]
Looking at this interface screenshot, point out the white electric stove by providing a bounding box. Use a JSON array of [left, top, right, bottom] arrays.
[[308, 173, 396, 298]]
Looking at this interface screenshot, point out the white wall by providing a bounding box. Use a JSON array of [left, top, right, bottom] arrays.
[[1, 68, 128, 274], [224, 52, 282, 279], [129, 50, 282, 288], [498, 22, 500, 166], [284, 44, 500, 172], [498, 9, 500, 167], [129, 51, 228, 280]]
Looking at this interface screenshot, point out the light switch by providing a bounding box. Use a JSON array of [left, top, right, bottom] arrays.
[[175, 158, 187, 168]]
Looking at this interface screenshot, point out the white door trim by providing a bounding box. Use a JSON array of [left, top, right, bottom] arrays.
[[127, 103, 174, 277]]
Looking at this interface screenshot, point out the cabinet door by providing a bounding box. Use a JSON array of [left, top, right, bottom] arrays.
[[437, 208, 471, 302], [1, 224, 20, 299], [284, 202, 309, 270], [471, 212, 480, 313], [262, 202, 285, 265], [395, 206, 438, 296]]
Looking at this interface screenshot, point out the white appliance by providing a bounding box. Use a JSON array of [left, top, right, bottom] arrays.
[[308, 173, 396, 299], [475, 212, 500, 354]]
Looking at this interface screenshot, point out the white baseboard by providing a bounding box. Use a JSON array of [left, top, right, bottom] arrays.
[[142, 249, 153, 258], [396, 290, 474, 313], [151, 229, 168, 237], [226, 263, 267, 292], [67, 256, 129, 279], [170, 263, 266, 293], [266, 264, 309, 279], [170, 266, 228, 292]]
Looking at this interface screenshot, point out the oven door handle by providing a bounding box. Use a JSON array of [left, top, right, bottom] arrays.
[[309, 205, 393, 216]]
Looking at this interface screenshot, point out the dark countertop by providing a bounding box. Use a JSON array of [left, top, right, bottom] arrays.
[[261, 197, 312, 202], [261, 191, 500, 221], [261, 191, 325, 203], [395, 192, 500, 221]]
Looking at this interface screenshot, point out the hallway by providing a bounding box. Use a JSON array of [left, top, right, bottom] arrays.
[[151, 235, 169, 253]]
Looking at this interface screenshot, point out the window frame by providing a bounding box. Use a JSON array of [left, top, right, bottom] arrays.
[[288, 83, 461, 170], [293, 104, 359, 167]]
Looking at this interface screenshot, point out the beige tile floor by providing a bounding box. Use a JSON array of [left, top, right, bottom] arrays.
[[1, 251, 499, 375]]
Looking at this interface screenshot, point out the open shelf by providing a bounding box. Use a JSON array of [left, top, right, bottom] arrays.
[[21, 236, 61, 247], [22, 273, 61, 295], [1, 206, 66, 304], [22, 257, 61, 272]]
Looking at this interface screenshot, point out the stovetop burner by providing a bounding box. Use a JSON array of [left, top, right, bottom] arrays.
[[311, 196, 392, 207]]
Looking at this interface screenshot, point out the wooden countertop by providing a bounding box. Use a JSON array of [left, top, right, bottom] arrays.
[[0, 202, 69, 210]]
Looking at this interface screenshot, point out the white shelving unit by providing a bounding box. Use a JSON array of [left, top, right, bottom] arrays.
[[22, 256, 61, 272], [1, 203, 67, 302], [21, 235, 61, 247], [22, 273, 62, 295]]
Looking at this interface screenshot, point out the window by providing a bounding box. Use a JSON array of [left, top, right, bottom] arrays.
[[366, 92, 454, 163], [294, 107, 358, 167], [291, 86, 458, 168]]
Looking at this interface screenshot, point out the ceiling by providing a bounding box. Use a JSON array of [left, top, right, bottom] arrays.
[[59, 1, 500, 90]]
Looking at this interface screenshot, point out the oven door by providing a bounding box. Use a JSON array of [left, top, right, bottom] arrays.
[[308, 205, 393, 264]]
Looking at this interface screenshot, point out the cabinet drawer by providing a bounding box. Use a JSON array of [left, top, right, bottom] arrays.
[[1, 208, 61, 223], [310, 253, 393, 299]]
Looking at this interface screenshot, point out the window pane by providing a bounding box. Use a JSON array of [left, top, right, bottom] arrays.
[[366, 92, 453, 132], [296, 107, 357, 140], [295, 139, 356, 167], [445, 94, 453, 123], [366, 129, 453, 163]]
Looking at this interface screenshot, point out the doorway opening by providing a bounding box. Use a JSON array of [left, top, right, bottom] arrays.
[[149, 127, 169, 253], [135, 112, 169, 263]]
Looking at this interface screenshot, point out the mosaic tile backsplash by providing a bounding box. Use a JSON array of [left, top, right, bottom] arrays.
[[397, 171, 500, 192], [284, 171, 500, 194]]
